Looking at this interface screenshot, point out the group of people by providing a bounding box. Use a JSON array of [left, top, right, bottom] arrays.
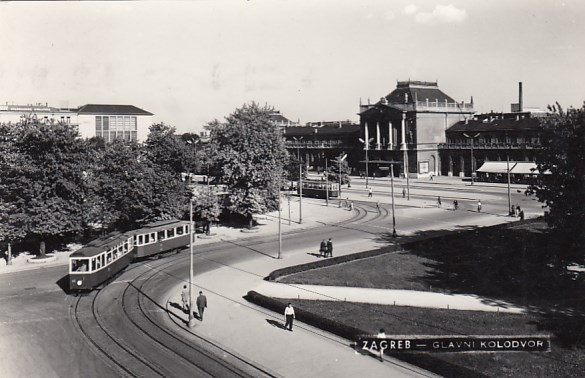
[[319, 238, 334, 257], [181, 286, 208, 321]]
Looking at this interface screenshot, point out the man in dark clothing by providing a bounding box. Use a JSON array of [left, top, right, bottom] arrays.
[[196, 291, 207, 321], [319, 240, 327, 257], [326, 238, 333, 257]]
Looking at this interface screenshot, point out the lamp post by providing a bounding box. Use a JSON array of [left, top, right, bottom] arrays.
[[336, 154, 347, 197], [463, 133, 480, 185], [188, 199, 195, 328], [298, 163, 303, 224], [507, 153, 512, 216], [278, 190, 282, 259], [292, 136, 303, 160], [324, 158, 329, 206], [390, 163, 397, 238], [358, 137, 374, 188]]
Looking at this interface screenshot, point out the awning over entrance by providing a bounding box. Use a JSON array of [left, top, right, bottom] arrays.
[[476, 161, 541, 175], [476, 161, 512, 174], [510, 162, 539, 175]]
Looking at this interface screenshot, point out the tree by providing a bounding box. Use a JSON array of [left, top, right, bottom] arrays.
[[0, 120, 87, 255], [191, 187, 221, 235], [144, 123, 191, 177], [530, 103, 585, 267], [208, 103, 288, 228], [328, 154, 351, 185]]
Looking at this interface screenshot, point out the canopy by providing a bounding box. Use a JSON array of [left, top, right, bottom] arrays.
[[510, 162, 539, 175], [476, 161, 512, 174]]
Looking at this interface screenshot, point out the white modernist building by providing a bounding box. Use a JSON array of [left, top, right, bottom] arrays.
[[0, 103, 154, 142]]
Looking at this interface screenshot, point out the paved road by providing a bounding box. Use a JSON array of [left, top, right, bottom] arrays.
[[0, 178, 543, 377]]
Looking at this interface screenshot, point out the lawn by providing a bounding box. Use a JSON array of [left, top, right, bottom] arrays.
[[277, 221, 585, 377]]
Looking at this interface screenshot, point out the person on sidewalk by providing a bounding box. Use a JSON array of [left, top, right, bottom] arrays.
[[196, 291, 207, 321], [453, 200, 458, 210], [376, 200, 380, 213], [402, 187, 406, 199], [326, 238, 333, 257], [284, 303, 295, 331], [368, 188, 373, 198], [181, 285, 189, 313], [477, 200, 482, 213], [437, 196, 442, 208], [519, 209, 525, 220], [319, 239, 327, 257], [376, 328, 386, 361]]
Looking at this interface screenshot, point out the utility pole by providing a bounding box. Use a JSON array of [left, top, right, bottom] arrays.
[[359, 137, 374, 188], [325, 158, 329, 206], [463, 133, 480, 185], [299, 163, 303, 224], [390, 164, 397, 237], [188, 200, 195, 328], [507, 154, 512, 216], [278, 178, 282, 259]]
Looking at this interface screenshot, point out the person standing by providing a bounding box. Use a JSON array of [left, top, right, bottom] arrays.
[[368, 188, 373, 198], [376, 328, 386, 361], [196, 291, 207, 321], [181, 285, 189, 313], [319, 239, 327, 257], [327, 238, 333, 257], [376, 200, 380, 213], [437, 196, 442, 208], [520, 209, 525, 220], [284, 303, 295, 331], [402, 187, 406, 199], [477, 200, 482, 213]]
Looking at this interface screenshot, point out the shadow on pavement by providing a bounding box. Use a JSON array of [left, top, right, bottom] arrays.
[[266, 319, 288, 330]]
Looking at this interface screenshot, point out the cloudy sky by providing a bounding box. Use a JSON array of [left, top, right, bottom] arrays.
[[0, 0, 583, 134]]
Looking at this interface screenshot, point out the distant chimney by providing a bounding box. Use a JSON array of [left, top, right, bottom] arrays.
[[519, 82, 523, 112]]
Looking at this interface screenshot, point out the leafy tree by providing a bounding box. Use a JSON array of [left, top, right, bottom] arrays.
[[144, 123, 190, 177], [0, 120, 87, 255], [208, 103, 288, 228], [530, 103, 585, 267], [328, 154, 351, 185], [191, 187, 221, 235], [94, 140, 189, 231]]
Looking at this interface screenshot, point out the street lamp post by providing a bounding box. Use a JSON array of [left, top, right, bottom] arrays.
[[278, 189, 282, 259], [463, 133, 480, 185], [359, 137, 374, 188], [298, 163, 303, 224], [507, 154, 512, 216], [325, 158, 329, 206], [292, 136, 303, 160], [390, 164, 397, 238], [188, 199, 195, 328], [336, 154, 347, 197]]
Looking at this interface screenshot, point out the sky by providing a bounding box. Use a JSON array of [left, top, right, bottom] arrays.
[[0, 0, 584, 134]]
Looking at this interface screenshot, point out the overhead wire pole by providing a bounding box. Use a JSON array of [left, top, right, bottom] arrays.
[[188, 199, 195, 328], [278, 176, 282, 259], [507, 153, 512, 216], [463, 132, 480, 185], [299, 163, 303, 224], [325, 158, 329, 206], [336, 154, 348, 197], [390, 163, 397, 237], [359, 137, 374, 188]]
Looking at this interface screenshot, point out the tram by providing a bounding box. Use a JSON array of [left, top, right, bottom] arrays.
[[69, 220, 191, 291], [298, 179, 340, 199]]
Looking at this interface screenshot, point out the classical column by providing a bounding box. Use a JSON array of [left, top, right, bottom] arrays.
[[388, 121, 393, 148], [376, 122, 381, 150]]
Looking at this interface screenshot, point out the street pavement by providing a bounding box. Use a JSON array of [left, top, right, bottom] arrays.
[[1, 176, 541, 378]]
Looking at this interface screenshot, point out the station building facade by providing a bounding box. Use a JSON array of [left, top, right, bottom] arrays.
[[357, 81, 475, 178]]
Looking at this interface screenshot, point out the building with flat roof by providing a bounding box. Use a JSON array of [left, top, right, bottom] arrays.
[[0, 102, 154, 142]]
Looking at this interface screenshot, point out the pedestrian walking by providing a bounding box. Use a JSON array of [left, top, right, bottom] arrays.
[[368, 188, 373, 198], [520, 209, 525, 220], [326, 238, 333, 257], [349, 201, 354, 211], [402, 187, 406, 199], [437, 196, 442, 208], [181, 285, 189, 313], [284, 303, 295, 331], [376, 200, 380, 213], [453, 200, 458, 210], [429, 174, 434, 181], [196, 291, 207, 321], [477, 200, 482, 213], [319, 239, 327, 257], [376, 328, 386, 361], [516, 205, 521, 217], [510, 205, 516, 217]]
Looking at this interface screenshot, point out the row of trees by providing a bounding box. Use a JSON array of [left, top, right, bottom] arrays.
[[0, 103, 291, 255]]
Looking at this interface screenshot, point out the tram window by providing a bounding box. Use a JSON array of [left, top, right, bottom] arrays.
[[158, 231, 166, 240], [123, 241, 128, 252], [185, 225, 190, 234], [144, 234, 150, 244], [106, 252, 112, 263], [75, 260, 88, 272], [138, 235, 143, 245], [91, 257, 96, 272], [151, 233, 156, 242], [176, 226, 184, 235], [118, 245, 123, 255], [167, 228, 175, 238]]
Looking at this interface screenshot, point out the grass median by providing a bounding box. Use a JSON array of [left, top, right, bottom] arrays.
[[276, 220, 585, 377]]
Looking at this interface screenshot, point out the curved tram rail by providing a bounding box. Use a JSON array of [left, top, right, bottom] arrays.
[[72, 252, 277, 378]]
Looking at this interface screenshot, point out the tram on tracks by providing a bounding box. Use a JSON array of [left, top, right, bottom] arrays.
[[69, 220, 191, 291], [298, 179, 340, 199]]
